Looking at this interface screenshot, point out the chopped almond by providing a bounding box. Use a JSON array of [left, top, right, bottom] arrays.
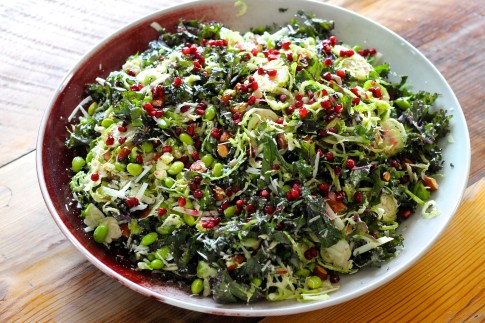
[[423, 175, 439, 191], [217, 143, 230, 158], [382, 171, 391, 182]]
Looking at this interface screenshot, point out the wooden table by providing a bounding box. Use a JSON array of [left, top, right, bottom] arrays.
[[1, 0, 483, 321]]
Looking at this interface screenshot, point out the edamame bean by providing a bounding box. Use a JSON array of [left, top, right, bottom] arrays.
[[86, 151, 93, 163], [183, 214, 196, 226], [307, 276, 323, 289], [87, 102, 98, 115], [157, 246, 171, 259], [179, 133, 194, 145], [191, 278, 204, 294], [93, 225, 108, 243], [224, 205, 237, 218], [296, 268, 311, 277], [201, 154, 214, 167], [115, 162, 126, 172], [151, 259, 164, 270], [129, 147, 139, 162], [127, 163, 143, 176], [157, 118, 171, 129], [204, 106, 216, 120], [141, 232, 158, 246], [141, 141, 153, 153], [395, 98, 411, 110], [71, 156, 85, 173], [167, 161, 184, 175], [163, 177, 175, 188], [213, 163, 223, 177], [252, 278, 262, 287], [101, 118, 114, 128]]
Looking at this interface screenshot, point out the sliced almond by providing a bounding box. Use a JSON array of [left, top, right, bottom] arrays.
[[423, 175, 439, 191], [382, 171, 391, 182], [217, 143, 230, 158]]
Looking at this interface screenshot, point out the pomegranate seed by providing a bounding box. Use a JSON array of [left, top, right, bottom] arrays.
[[180, 155, 189, 164], [369, 48, 377, 55], [279, 94, 287, 102], [352, 97, 361, 106], [127, 70, 136, 76], [326, 152, 334, 161], [126, 197, 139, 208], [257, 67, 265, 75], [346, 49, 355, 57], [401, 209, 412, 218], [193, 189, 203, 199], [233, 112, 242, 124], [232, 186, 241, 193], [118, 125, 127, 132], [334, 165, 342, 177], [162, 146, 172, 153], [336, 70, 346, 78], [135, 155, 143, 164], [250, 81, 258, 91], [105, 135, 114, 146], [267, 69, 277, 77], [320, 99, 331, 109], [373, 87, 382, 98], [282, 41, 291, 50], [329, 273, 340, 284], [157, 208, 167, 216], [224, 189, 233, 197], [335, 104, 343, 113], [188, 181, 198, 192], [324, 58, 333, 66], [178, 196, 187, 207], [290, 188, 300, 199], [317, 148, 324, 156], [118, 137, 127, 144], [143, 102, 154, 111], [221, 200, 230, 210], [329, 36, 337, 46], [276, 117, 284, 124], [304, 247, 318, 260], [318, 183, 330, 194], [91, 173, 99, 181], [295, 93, 303, 101], [335, 191, 346, 201], [191, 152, 199, 161], [236, 199, 245, 206], [240, 84, 248, 92], [260, 189, 270, 198], [248, 95, 256, 105], [354, 191, 363, 203], [328, 127, 337, 134], [264, 205, 275, 214], [276, 222, 284, 230], [210, 128, 222, 140], [294, 100, 303, 108], [245, 204, 255, 214], [193, 176, 202, 184], [286, 53, 293, 61], [299, 107, 308, 118], [286, 105, 295, 115], [272, 164, 280, 170], [322, 72, 332, 81], [173, 77, 182, 87], [286, 192, 293, 201], [196, 107, 206, 115], [346, 159, 355, 169]]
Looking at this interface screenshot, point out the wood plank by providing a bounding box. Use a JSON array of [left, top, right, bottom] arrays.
[[0, 152, 260, 322]]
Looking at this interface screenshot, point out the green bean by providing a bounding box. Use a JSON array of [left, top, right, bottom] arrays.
[[204, 106, 216, 121], [141, 141, 153, 153], [127, 163, 143, 176], [151, 259, 164, 270], [71, 156, 85, 173], [307, 276, 323, 289], [101, 118, 114, 128], [141, 232, 158, 246], [167, 161, 184, 175], [179, 133, 194, 145], [201, 154, 214, 167], [191, 278, 204, 294], [93, 225, 108, 243], [213, 163, 223, 177]]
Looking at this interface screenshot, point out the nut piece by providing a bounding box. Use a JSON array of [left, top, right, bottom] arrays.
[[230, 102, 248, 114], [382, 171, 391, 182], [220, 131, 232, 142], [213, 186, 225, 201], [189, 160, 207, 173], [276, 134, 288, 150], [313, 265, 328, 280], [217, 143, 230, 158], [152, 99, 164, 108], [423, 175, 439, 191]]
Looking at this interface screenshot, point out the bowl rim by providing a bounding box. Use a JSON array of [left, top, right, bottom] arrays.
[[36, 0, 471, 316]]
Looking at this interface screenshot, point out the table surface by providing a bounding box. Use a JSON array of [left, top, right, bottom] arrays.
[[0, 0, 483, 321]]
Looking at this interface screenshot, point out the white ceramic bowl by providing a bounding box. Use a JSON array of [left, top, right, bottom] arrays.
[[37, 0, 470, 316]]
